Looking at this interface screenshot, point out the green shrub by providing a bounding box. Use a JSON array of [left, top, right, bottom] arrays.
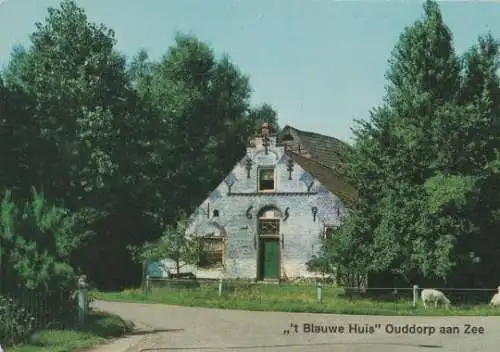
[[0, 188, 87, 343], [0, 295, 35, 345]]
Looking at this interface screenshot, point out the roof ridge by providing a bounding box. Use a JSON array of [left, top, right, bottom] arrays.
[[285, 125, 349, 146]]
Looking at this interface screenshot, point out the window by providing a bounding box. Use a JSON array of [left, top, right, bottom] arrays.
[[198, 236, 224, 267], [258, 168, 275, 192], [212, 209, 219, 217], [323, 226, 337, 241], [258, 219, 280, 235]]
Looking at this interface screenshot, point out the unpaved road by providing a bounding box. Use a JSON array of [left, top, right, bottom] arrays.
[[93, 301, 500, 352]]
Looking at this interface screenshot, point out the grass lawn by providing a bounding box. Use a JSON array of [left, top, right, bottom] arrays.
[[94, 280, 500, 317], [8, 310, 134, 352]]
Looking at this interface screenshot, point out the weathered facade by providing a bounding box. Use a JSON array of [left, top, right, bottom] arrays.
[[150, 124, 356, 280]]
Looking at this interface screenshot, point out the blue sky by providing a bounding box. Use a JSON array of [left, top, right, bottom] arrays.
[[1, 0, 499, 143]]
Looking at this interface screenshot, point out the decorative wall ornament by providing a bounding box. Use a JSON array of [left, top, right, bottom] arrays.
[[245, 157, 253, 178], [283, 207, 290, 221], [286, 159, 294, 180], [311, 206, 318, 222], [300, 171, 314, 190], [209, 189, 222, 202], [224, 173, 237, 193], [263, 135, 270, 154], [246, 205, 254, 219]]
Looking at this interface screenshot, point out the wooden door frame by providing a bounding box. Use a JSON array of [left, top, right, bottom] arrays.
[[256, 218, 281, 281]]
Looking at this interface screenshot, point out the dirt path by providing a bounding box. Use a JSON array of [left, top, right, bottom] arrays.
[[92, 300, 500, 351]]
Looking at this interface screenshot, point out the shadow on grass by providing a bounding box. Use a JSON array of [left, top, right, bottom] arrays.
[[77, 310, 134, 338], [9, 309, 133, 352], [128, 328, 185, 336]]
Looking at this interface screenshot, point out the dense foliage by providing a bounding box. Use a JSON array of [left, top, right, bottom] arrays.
[[0, 0, 279, 293], [316, 0, 500, 289], [0, 295, 35, 344], [0, 190, 80, 343]]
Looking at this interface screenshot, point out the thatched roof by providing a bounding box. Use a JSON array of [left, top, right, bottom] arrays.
[[278, 125, 357, 205]]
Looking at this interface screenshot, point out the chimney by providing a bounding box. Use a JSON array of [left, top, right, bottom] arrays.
[[261, 122, 271, 137]]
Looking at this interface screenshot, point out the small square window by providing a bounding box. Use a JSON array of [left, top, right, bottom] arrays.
[[258, 168, 275, 192]]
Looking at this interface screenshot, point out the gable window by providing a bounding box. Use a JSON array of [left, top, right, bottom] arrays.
[[258, 168, 275, 192], [198, 236, 225, 267]]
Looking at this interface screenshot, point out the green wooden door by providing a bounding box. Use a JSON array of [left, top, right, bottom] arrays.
[[260, 238, 280, 279]]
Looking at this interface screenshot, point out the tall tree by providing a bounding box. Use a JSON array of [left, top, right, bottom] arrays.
[[453, 34, 500, 286], [2, 0, 131, 206], [1, 0, 152, 289], [319, 0, 486, 286]]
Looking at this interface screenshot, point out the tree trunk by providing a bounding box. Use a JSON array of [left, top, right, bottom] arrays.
[[175, 258, 180, 275]]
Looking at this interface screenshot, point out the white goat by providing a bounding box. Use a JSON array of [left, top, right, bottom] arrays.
[[489, 286, 500, 307], [421, 289, 451, 309]]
